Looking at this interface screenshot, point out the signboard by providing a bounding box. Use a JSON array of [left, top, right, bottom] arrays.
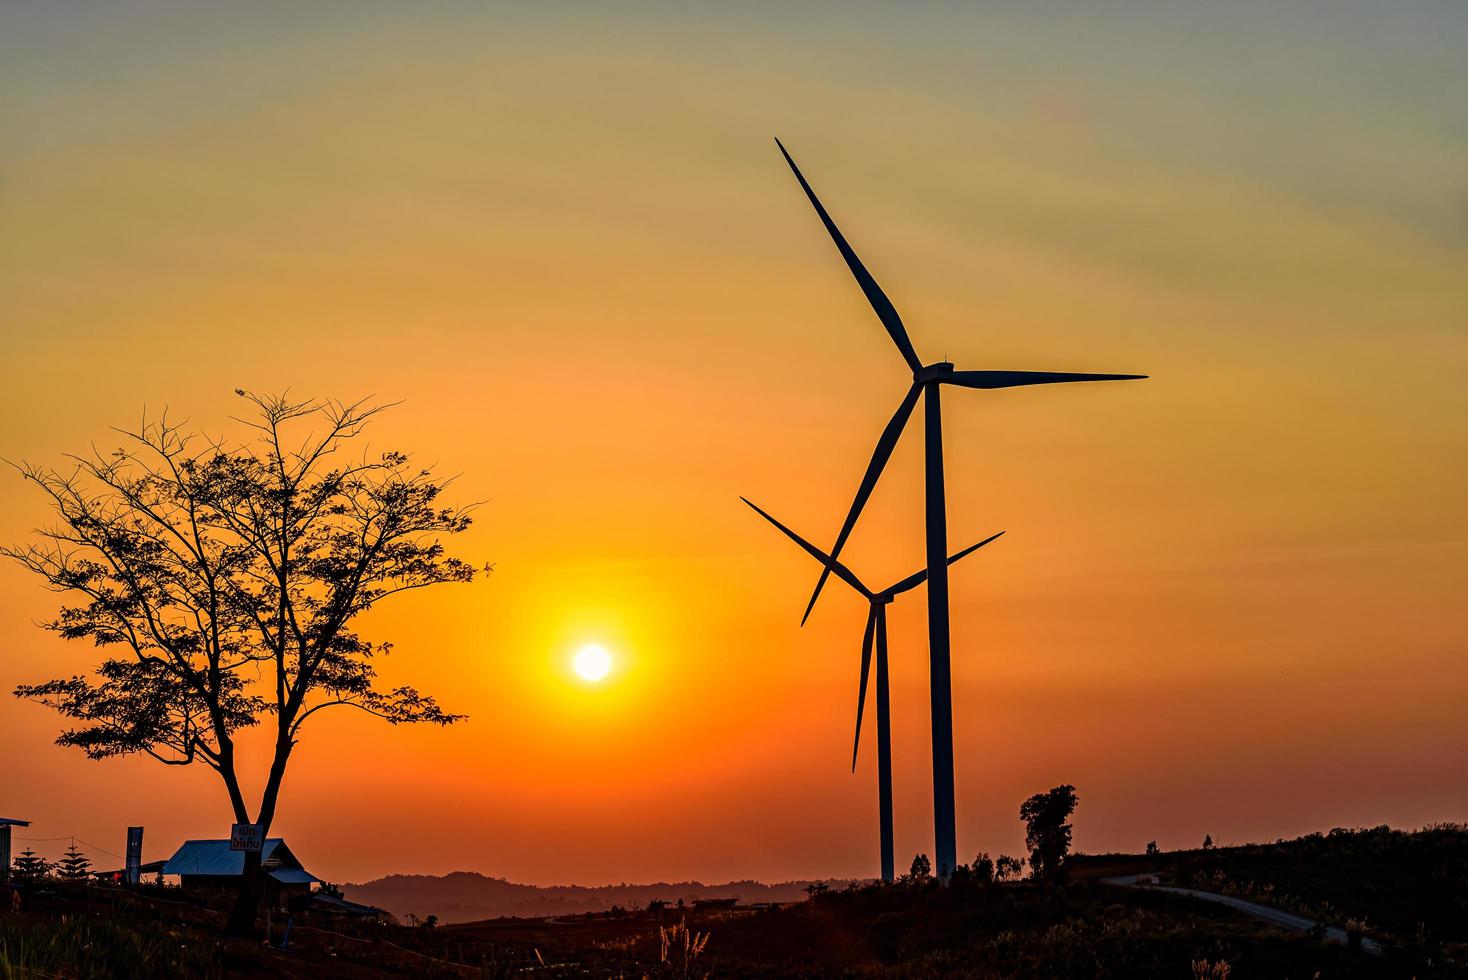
[[230, 823, 264, 852], [125, 826, 144, 884]]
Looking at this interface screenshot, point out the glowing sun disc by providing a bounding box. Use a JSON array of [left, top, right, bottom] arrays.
[[573, 644, 612, 682]]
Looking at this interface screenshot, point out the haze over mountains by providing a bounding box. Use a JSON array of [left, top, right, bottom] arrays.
[[342, 872, 855, 924]]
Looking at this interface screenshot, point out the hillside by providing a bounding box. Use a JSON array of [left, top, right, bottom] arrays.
[[1073, 822, 1468, 948], [341, 871, 856, 923], [8, 873, 1440, 978], [5, 825, 1464, 977]]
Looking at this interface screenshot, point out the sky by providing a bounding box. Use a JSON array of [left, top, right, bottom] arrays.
[[1, 1, 1465, 886]]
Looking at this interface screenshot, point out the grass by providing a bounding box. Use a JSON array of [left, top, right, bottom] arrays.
[[0, 908, 223, 979]]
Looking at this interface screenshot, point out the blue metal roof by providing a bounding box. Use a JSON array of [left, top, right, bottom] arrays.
[[161, 838, 313, 879], [268, 868, 320, 885], [312, 892, 383, 916]]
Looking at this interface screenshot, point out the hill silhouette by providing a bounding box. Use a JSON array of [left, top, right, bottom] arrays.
[[341, 871, 856, 923]]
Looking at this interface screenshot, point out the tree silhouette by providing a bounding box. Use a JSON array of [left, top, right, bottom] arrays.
[[1019, 784, 1078, 881], [994, 854, 1023, 881], [11, 848, 50, 884], [972, 852, 995, 884], [3, 392, 485, 934], [57, 842, 91, 881], [907, 854, 932, 882], [1202, 834, 1214, 850]]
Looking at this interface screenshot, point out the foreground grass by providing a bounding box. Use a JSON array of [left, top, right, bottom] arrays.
[[0, 909, 222, 979]]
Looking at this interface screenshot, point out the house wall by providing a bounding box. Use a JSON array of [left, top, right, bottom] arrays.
[[179, 874, 311, 900]]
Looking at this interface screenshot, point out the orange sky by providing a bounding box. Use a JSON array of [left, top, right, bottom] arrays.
[[1, 2, 1465, 885]]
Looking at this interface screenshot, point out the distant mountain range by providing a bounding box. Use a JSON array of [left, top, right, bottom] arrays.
[[341, 871, 857, 924]]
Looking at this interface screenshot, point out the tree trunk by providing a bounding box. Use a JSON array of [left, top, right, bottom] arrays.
[[225, 849, 263, 937], [225, 741, 290, 938], [218, 748, 260, 939]]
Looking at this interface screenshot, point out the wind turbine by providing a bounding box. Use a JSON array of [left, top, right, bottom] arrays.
[[742, 496, 1003, 883], [775, 138, 1146, 879]]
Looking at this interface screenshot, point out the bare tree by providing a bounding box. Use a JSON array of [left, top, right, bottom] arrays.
[[3, 391, 485, 934]]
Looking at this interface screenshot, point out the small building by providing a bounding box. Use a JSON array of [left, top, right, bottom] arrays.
[[161, 839, 320, 897], [0, 817, 31, 884], [307, 891, 392, 924]]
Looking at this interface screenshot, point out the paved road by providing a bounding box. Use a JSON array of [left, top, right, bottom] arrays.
[[1102, 875, 1382, 957]]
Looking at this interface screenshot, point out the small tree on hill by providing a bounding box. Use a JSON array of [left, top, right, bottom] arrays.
[[3, 392, 486, 935], [57, 842, 92, 881], [906, 854, 932, 883], [12, 848, 50, 884], [994, 854, 1023, 881], [1020, 784, 1078, 881], [972, 852, 995, 884], [1146, 841, 1159, 857], [1203, 834, 1214, 850]]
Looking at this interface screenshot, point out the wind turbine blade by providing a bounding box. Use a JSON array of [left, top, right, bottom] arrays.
[[945, 529, 1007, 565], [741, 498, 873, 600], [947, 371, 1147, 390], [887, 530, 1006, 596], [852, 606, 877, 772], [775, 138, 923, 375], [801, 382, 921, 625]]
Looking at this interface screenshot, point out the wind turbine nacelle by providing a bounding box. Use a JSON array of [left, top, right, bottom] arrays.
[[916, 362, 955, 383]]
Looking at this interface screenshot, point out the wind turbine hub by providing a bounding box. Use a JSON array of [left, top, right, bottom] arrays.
[[916, 361, 955, 383], [874, 593, 895, 605]]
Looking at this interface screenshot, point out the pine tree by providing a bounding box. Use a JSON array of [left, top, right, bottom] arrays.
[[57, 842, 91, 881], [12, 848, 51, 884]]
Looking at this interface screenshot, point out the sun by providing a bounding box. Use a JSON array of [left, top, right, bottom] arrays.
[[572, 644, 613, 683]]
